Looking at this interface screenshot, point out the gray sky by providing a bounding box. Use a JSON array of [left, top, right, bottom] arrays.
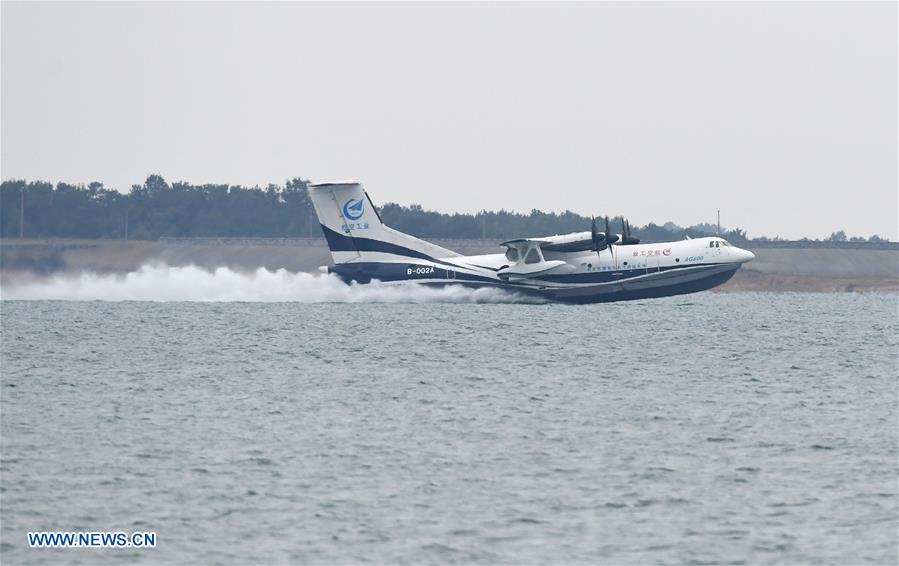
[[2, 2, 896, 240]]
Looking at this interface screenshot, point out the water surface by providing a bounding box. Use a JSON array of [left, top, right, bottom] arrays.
[[1, 291, 896, 564]]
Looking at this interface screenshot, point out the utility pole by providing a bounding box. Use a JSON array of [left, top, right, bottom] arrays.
[[717, 210, 720, 236], [481, 213, 486, 239], [19, 189, 24, 238], [124, 207, 129, 240]]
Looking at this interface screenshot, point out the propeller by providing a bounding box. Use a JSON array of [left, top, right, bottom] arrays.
[[591, 215, 636, 258], [591, 216, 620, 257], [590, 216, 605, 252], [619, 218, 640, 245]]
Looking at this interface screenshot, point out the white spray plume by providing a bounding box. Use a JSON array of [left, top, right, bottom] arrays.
[[0, 264, 542, 304]]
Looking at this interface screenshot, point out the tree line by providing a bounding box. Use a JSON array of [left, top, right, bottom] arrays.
[[0, 176, 887, 243], [0, 176, 315, 240]]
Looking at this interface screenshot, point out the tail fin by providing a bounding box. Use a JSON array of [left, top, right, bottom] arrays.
[[309, 182, 460, 264]]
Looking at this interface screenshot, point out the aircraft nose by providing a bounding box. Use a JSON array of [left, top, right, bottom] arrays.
[[737, 248, 755, 263]]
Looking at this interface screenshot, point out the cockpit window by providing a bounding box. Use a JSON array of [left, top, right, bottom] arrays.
[[524, 248, 542, 264], [505, 248, 519, 262], [710, 241, 715, 248]]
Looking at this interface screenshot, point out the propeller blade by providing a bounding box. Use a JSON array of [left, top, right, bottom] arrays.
[[618, 217, 640, 245], [604, 216, 619, 246]]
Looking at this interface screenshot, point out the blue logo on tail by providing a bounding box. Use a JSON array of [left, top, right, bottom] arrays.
[[343, 198, 364, 220]]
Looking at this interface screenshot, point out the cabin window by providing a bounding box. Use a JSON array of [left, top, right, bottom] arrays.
[[524, 248, 542, 264], [505, 248, 519, 262]]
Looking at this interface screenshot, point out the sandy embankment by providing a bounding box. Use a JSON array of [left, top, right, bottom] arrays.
[[1, 238, 897, 293]]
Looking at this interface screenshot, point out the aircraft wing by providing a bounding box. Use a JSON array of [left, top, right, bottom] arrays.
[[500, 238, 552, 250], [501, 231, 598, 253]]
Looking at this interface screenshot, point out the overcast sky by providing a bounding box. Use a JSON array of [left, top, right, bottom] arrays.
[[2, 2, 896, 239]]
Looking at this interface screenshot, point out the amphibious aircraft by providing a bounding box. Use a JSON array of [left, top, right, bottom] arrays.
[[309, 182, 754, 303]]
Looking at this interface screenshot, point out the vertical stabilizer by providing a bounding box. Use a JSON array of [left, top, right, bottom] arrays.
[[308, 182, 460, 265]]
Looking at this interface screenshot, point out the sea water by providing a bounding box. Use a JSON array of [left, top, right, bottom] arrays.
[[1, 268, 896, 564]]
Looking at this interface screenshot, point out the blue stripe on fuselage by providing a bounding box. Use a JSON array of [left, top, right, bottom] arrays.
[[331, 260, 730, 287], [330, 262, 500, 285]]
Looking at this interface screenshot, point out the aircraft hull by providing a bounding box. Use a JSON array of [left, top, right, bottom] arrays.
[[537, 265, 737, 303], [329, 261, 740, 304]]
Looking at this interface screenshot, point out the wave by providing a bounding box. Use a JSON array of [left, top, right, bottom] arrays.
[[0, 264, 541, 304]]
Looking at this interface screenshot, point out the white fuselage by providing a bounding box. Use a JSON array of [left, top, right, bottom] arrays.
[[454, 237, 754, 276]]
